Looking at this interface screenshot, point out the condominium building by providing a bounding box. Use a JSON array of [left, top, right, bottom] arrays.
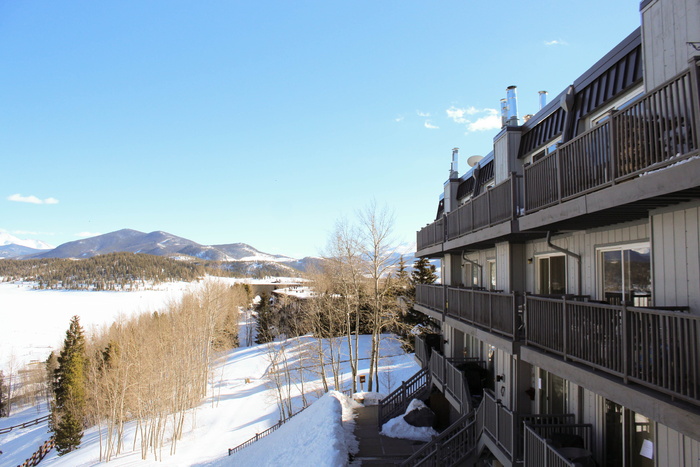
[[390, 0, 700, 465]]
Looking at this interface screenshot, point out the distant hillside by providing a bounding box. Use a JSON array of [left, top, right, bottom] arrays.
[[0, 244, 47, 259], [0, 252, 228, 290], [29, 229, 299, 263]]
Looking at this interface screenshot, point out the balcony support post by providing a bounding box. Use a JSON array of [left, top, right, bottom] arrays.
[[608, 109, 618, 185], [688, 57, 700, 151], [563, 296, 568, 361], [622, 302, 629, 384], [555, 149, 563, 204]]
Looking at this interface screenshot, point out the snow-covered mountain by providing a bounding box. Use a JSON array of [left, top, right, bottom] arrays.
[[0, 232, 54, 258], [18, 229, 322, 273], [0, 231, 54, 250]]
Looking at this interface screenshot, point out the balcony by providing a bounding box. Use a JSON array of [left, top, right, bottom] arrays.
[[415, 284, 522, 340], [525, 295, 700, 407], [416, 175, 519, 253], [524, 68, 699, 215], [416, 217, 444, 253]]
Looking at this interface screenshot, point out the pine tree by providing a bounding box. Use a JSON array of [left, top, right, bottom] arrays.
[[254, 293, 275, 344], [0, 370, 7, 417], [394, 257, 439, 350], [411, 257, 438, 285], [51, 316, 87, 455]]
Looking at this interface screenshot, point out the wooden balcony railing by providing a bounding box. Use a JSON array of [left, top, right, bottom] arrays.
[[524, 67, 699, 213], [429, 350, 472, 413], [415, 283, 445, 312], [417, 175, 520, 251], [480, 389, 517, 459], [415, 334, 430, 367], [525, 295, 700, 406], [449, 176, 518, 241], [446, 286, 521, 339], [416, 217, 445, 251], [415, 284, 521, 340]]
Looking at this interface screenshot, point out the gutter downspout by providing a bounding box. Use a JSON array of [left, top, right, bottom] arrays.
[[546, 231, 582, 295], [462, 252, 483, 287]]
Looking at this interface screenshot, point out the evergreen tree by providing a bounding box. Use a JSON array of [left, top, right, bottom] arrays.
[[51, 316, 87, 455], [411, 257, 438, 285], [0, 370, 7, 417], [254, 293, 275, 344], [394, 257, 439, 350]]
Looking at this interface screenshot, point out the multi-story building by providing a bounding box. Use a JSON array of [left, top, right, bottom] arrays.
[[383, 0, 700, 465]]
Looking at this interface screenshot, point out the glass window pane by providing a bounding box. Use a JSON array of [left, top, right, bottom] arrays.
[[550, 256, 566, 295], [603, 250, 623, 304], [538, 258, 550, 294], [625, 247, 651, 306]]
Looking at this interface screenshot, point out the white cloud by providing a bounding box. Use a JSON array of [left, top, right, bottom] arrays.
[[446, 106, 483, 124], [446, 106, 501, 132], [76, 232, 102, 238], [466, 109, 502, 132], [416, 110, 431, 117], [424, 120, 439, 129], [394, 115, 404, 122], [544, 39, 568, 46], [7, 193, 60, 205]]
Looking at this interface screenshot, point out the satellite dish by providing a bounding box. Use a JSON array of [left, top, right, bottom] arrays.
[[467, 155, 484, 167]]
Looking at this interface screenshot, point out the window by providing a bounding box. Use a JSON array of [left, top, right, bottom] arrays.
[[598, 243, 651, 306], [538, 369, 567, 414], [589, 84, 645, 128], [537, 255, 566, 295], [487, 260, 497, 291]]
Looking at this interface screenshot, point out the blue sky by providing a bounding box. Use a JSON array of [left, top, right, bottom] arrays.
[[1, 1, 641, 258]]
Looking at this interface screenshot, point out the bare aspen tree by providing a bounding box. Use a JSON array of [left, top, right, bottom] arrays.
[[358, 201, 398, 392]]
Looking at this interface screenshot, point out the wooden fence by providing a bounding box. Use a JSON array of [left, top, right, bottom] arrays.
[[18, 437, 55, 467], [0, 415, 50, 435]]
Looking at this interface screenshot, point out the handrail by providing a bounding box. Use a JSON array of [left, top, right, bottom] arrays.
[[400, 410, 476, 467], [377, 367, 431, 429], [523, 425, 576, 467], [0, 414, 51, 435]]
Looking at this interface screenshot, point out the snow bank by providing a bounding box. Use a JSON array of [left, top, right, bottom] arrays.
[[225, 392, 357, 467], [380, 399, 438, 442]]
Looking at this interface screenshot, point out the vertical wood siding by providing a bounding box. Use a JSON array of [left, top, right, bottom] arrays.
[[523, 220, 650, 297], [642, 0, 700, 89], [651, 204, 700, 314]]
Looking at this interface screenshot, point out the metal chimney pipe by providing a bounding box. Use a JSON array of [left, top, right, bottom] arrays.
[[538, 90, 548, 110], [500, 98, 508, 127], [451, 147, 459, 178], [506, 86, 518, 125]]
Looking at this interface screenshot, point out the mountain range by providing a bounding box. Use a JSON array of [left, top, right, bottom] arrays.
[[0, 229, 323, 273]]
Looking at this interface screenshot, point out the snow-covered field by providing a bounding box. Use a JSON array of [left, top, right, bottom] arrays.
[[0, 281, 202, 370], [0, 281, 422, 466], [1, 335, 419, 466]]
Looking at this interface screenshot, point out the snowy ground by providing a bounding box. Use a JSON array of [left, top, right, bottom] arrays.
[[0, 281, 421, 466], [0, 280, 201, 370]]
